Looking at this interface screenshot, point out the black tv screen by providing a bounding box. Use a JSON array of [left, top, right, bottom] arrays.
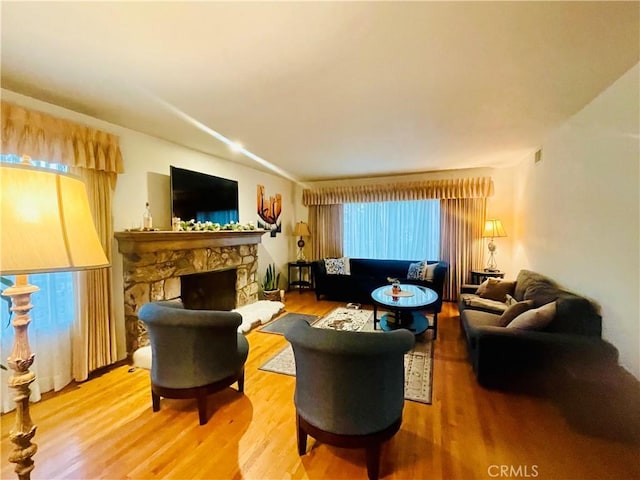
[[170, 166, 239, 224]]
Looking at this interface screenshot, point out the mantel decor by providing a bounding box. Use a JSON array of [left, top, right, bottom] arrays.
[[177, 220, 258, 232]]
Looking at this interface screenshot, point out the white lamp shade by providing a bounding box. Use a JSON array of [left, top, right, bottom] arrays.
[[0, 163, 109, 274]]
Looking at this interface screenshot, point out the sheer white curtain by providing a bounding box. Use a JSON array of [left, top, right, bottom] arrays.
[[0, 273, 75, 412], [0, 154, 75, 413], [343, 200, 440, 260]]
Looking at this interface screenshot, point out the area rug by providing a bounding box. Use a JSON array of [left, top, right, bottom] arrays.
[[259, 307, 434, 404], [258, 312, 318, 335]]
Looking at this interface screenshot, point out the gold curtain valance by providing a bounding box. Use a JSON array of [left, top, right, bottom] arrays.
[[302, 177, 494, 205], [1, 101, 124, 174]]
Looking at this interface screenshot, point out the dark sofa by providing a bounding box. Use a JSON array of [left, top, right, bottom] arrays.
[[459, 269, 618, 387], [312, 258, 448, 315]]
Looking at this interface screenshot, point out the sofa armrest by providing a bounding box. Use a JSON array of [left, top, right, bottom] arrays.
[[460, 284, 480, 294], [311, 260, 328, 297]]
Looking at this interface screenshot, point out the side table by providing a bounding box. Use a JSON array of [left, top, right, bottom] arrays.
[[470, 269, 505, 285], [288, 261, 314, 293]]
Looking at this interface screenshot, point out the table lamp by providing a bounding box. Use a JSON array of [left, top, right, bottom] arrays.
[[0, 160, 109, 480], [293, 221, 311, 262], [482, 219, 507, 272]]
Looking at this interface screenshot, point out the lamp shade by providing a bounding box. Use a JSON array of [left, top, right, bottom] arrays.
[[0, 163, 109, 274], [482, 219, 507, 238], [293, 221, 311, 237]]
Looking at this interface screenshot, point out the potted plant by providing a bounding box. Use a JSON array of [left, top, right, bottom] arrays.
[[262, 263, 281, 301]]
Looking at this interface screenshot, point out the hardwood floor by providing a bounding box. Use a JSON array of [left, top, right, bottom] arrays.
[[2, 294, 639, 480]]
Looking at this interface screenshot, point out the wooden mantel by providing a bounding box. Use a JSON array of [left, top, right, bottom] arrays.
[[114, 230, 267, 254]]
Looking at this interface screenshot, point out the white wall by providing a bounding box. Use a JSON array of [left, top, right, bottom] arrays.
[[512, 63, 640, 378], [2, 89, 297, 361], [297, 167, 518, 276]]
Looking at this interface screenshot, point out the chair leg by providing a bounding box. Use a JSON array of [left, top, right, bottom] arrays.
[[296, 413, 307, 456], [151, 388, 160, 412], [237, 368, 245, 393], [365, 443, 381, 480], [432, 312, 438, 340], [197, 388, 208, 426]]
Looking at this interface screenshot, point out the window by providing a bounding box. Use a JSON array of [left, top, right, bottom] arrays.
[[343, 200, 440, 260], [0, 154, 75, 413]]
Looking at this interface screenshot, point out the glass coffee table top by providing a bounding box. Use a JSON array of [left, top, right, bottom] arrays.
[[370, 284, 438, 309]]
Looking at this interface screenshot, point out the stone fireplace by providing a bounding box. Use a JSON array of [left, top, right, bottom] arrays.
[[115, 230, 265, 357]]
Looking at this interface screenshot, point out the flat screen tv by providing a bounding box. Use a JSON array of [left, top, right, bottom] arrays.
[[170, 166, 239, 224]]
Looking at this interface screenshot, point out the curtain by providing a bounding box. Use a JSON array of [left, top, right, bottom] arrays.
[[303, 177, 493, 205], [71, 167, 118, 380], [440, 198, 486, 301], [1, 102, 122, 389], [308, 205, 344, 260], [0, 272, 75, 413], [1, 102, 123, 174], [344, 200, 440, 260]]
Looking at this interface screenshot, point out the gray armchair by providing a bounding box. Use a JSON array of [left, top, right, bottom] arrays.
[[138, 301, 249, 425], [285, 319, 415, 480]]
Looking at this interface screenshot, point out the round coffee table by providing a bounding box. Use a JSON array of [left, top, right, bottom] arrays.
[[370, 284, 439, 337]]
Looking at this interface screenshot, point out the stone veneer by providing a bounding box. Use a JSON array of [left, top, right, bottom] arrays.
[[115, 230, 265, 357]]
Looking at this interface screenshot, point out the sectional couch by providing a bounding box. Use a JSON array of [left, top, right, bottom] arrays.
[[312, 258, 448, 314], [458, 269, 618, 387]]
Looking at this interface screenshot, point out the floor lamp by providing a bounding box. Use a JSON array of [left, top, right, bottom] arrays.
[[482, 219, 507, 272], [0, 160, 109, 480]]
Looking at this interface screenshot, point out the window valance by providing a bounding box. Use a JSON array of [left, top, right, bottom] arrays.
[[1, 102, 124, 174], [302, 177, 494, 205]]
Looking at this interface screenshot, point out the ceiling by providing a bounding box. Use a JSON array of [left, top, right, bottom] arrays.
[[1, 2, 638, 182]]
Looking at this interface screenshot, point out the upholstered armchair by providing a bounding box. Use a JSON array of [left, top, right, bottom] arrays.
[[138, 301, 249, 425], [284, 319, 415, 480]]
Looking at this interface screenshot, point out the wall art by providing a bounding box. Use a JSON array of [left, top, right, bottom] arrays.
[[257, 184, 282, 237]]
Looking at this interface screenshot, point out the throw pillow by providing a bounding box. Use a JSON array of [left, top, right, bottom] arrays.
[[475, 278, 490, 292], [423, 262, 437, 281], [407, 261, 438, 281], [524, 282, 559, 307], [407, 261, 425, 280], [324, 257, 350, 275], [507, 301, 557, 330], [476, 278, 516, 302], [497, 300, 534, 327]]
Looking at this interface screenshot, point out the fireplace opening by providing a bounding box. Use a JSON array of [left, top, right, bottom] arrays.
[[181, 269, 237, 311]]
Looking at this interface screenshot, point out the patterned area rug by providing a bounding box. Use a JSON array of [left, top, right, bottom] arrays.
[[259, 307, 434, 404]]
